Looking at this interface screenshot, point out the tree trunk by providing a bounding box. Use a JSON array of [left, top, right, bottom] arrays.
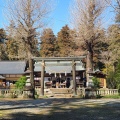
[[86, 51, 93, 83]]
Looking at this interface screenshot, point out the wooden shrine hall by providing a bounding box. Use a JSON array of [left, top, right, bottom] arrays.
[[30, 56, 86, 96]]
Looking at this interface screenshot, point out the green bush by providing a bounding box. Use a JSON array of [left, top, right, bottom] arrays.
[[15, 76, 26, 90], [92, 77, 100, 89]]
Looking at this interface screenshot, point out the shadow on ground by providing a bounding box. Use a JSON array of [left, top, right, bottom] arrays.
[[0, 98, 120, 120]]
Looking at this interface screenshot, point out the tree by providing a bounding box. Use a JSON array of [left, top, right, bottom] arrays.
[[106, 59, 120, 89], [0, 29, 6, 43], [102, 26, 120, 89], [100, 1, 120, 88], [0, 44, 8, 60], [6, 38, 19, 60], [57, 25, 77, 57], [102, 0, 120, 73], [115, 0, 120, 23], [108, 25, 120, 63], [106, 0, 120, 23], [92, 77, 100, 89], [5, 21, 26, 60], [5, 0, 53, 59], [40, 28, 56, 57], [70, 0, 106, 81], [100, 26, 118, 75], [0, 28, 8, 60], [5, 0, 53, 98]]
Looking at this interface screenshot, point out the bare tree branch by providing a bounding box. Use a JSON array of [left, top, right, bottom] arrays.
[[5, 0, 54, 59]]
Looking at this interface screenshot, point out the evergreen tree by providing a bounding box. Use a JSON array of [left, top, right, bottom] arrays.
[[57, 25, 76, 57], [6, 22, 39, 60], [0, 28, 8, 60], [6, 38, 19, 60], [0, 29, 6, 43], [40, 28, 56, 57], [0, 44, 8, 60]]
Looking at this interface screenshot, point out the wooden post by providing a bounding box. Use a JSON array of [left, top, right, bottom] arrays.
[[41, 60, 45, 96], [72, 60, 76, 95], [29, 58, 35, 98]]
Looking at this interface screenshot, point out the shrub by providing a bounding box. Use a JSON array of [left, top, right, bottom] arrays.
[[92, 77, 100, 89], [15, 76, 26, 90]]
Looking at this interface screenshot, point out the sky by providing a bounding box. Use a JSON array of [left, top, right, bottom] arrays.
[[0, 0, 116, 35], [49, 0, 71, 35], [0, 0, 6, 29]]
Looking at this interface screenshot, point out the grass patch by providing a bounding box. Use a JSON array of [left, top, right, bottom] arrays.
[[102, 94, 120, 99], [0, 95, 5, 98]]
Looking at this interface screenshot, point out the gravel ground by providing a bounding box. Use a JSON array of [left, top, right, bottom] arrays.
[[0, 98, 120, 120]]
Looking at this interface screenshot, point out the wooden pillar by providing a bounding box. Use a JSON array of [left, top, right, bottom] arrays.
[[41, 60, 45, 96], [72, 60, 76, 95], [104, 78, 106, 88], [29, 58, 35, 98]]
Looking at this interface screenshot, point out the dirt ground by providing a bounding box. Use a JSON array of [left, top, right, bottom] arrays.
[[0, 98, 120, 120]]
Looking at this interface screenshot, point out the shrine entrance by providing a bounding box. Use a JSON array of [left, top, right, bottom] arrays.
[[31, 57, 86, 96]]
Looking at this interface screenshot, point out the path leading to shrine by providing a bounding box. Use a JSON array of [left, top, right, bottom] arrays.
[[0, 98, 120, 120]]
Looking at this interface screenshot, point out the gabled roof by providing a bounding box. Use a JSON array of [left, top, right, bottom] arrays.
[[34, 61, 85, 73], [0, 61, 26, 74]]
